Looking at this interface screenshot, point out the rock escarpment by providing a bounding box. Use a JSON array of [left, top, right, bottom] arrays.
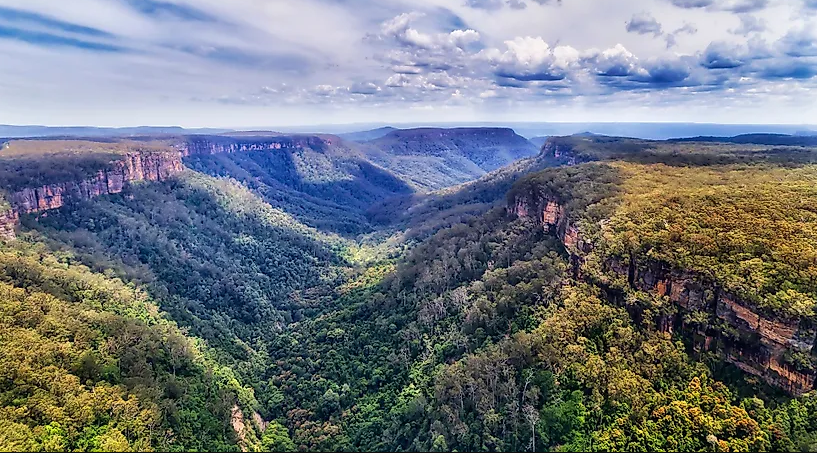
[[0, 151, 184, 240], [179, 135, 335, 156], [507, 191, 817, 395]]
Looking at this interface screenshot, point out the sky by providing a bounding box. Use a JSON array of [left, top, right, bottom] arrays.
[[0, 0, 816, 127]]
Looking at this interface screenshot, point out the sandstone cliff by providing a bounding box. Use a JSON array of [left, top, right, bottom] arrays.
[[180, 135, 335, 156], [0, 151, 184, 240], [508, 191, 817, 395]]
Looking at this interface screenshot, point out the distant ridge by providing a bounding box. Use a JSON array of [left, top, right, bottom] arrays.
[[339, 126, 398, 142], [672, 133, 817, 146], [0, 125, 234, 138]]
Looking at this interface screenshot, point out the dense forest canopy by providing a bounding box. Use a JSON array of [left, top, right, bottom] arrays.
[[1, 133, 817, 452]]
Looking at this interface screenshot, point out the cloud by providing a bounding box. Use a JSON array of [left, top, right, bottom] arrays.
[[760, 62, 817, 79], [123, 0, 217, 22], [349, 81, 381, 95], [634, 58, 693, 84], [481, 36, 579, 82], [779, 27, 817, 57], [378, 13, 480, 51], [465, 0, 505, 9], [0, 25, 126, 52], [667, 0, 769, 12], [665, 23, 697, 48], [730, 13, 767, 35], [464, 0, 561, 9], [592, 44, 642, 77], [0, 6, 114, 38], [1, 0, 816, 126], [626, 13, 663, 37], [701, 41, 746, 68]]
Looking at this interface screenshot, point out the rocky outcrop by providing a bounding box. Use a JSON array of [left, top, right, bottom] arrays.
[[179, 135, 334, 156], [231, 405, 248, 452], [0, 151, 183, 240], [541, 140, 581, 165], [508, 192, 817, 395], [0, 210, 18, 241]]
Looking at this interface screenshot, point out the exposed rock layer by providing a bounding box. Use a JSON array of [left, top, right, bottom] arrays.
[[0, 151, 184, 239], [179, 135, 334, 156]]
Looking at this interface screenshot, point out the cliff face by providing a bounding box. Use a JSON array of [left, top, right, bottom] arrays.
[[508, 192, 817, 396], [540, 139, 582, 165], [180, 135, 334, 156], [0, 151, 184, 240]]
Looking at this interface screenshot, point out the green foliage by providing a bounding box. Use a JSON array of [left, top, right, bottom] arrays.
[[5, 135, 817, 453], [183, 147, 413, 235], [0, 241, 241, 452], [0, 139, 173, 191], [365, 128, 539, 190], [260, 422, 296, 452]]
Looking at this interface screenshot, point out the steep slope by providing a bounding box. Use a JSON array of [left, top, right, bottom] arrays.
[[363, 127, 539, 191], [180, 135, 413, 235], [0, 238, 251, 452]]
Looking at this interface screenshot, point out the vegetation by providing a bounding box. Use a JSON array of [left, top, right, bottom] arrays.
[[2, 134, 817, 452], [183, 145, 412, 235], [546, 135, 817, 167], [363, 128, 539, 190], [0, 139, 173, 191], [0, 239, 246, 451]]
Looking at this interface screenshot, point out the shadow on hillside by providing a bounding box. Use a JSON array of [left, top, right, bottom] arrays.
[[183, 150, 414, 237]]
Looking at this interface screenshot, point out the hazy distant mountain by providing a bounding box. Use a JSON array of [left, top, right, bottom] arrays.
[[5, 123, 816, 141], [672, 133, 817, 146], [529, 136, 549, 148], [0, 125, 233, 138], [339, 127, 399, 142]]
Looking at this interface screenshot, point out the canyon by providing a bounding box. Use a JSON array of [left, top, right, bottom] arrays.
[[4, 133, 814, 397]]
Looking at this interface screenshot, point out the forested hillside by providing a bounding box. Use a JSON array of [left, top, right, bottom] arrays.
[[1, 132, 817, 452]]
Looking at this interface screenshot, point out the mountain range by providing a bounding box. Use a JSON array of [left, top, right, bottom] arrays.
[[4, 122, 816, 140]]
